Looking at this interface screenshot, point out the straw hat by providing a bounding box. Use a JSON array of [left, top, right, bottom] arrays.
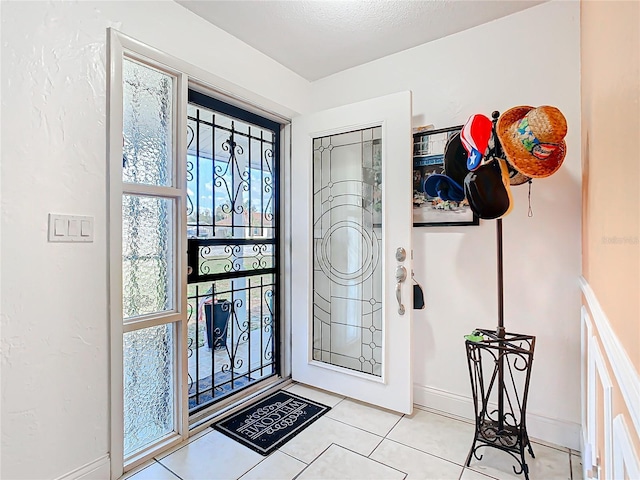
[[496, 105, 567, 178], [506, 162, 531, 186]]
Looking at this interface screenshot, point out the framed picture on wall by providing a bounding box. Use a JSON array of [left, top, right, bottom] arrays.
[[412, 125, 479, 227]]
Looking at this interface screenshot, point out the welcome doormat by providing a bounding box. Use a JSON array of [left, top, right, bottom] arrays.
[[213, 390, 331, 455]]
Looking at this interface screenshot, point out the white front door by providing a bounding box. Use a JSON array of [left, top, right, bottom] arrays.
[[291, 91, 413, 414]]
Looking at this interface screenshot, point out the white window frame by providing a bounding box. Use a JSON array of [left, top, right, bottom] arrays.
[[107, 29, 293, 478], [108, 31, 188, 476]]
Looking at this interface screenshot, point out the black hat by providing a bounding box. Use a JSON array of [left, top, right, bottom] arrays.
[[424, 132, 469, 202], [463, 158, 513, 219], [443, 132, 469, 186]]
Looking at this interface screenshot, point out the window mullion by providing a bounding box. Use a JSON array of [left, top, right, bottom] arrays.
[[122, 183, 183, 199]]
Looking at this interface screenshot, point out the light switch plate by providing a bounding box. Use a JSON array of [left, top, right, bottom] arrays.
[[48, 214, 94, 242]]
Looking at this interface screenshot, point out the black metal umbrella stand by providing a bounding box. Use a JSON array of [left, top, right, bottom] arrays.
[[464, 112, 536, 479]]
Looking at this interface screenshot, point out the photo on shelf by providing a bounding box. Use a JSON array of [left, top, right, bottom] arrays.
[[412, 125, 479, 227]]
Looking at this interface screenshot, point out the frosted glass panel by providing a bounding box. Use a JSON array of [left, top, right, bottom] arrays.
[[123, 195, 174, 319], [123, 324, 174, 456], [313, 127, 383, 376], [123, 59, 173, 186]]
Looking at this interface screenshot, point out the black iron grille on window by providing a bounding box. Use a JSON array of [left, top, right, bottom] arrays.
[[186, 91, 280, 413]]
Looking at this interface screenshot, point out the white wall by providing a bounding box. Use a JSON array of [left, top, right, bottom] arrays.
[[1, 1, 583, 477], [0, 2, 309, 479], [311, 0, 582, 448]]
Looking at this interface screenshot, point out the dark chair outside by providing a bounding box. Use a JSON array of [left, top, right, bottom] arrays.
[[204, 300, 231, 349]]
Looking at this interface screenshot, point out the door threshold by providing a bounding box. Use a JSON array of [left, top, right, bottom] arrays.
[[189, 376, 293, 435]]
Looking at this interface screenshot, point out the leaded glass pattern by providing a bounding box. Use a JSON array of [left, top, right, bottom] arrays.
[[123, 324, 174, 457], [122, 195, 174, 319], [123, 59, 173, 186], [312, 127, 383, 376]]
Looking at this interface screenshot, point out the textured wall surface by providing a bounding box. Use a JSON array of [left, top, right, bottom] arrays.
[[0, 2, 307, 478], [1, 1, 589, 478]]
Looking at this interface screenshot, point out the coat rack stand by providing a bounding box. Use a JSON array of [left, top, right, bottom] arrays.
[[464, 112, 536, 479]]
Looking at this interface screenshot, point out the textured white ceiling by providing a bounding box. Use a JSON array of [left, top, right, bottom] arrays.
[[176, 0, 545, 81]]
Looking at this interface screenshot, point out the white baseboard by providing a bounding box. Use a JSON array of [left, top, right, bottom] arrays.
[[413, 384, 474, 419], [55, 455, 110, 480], [414, 384, 581, 451]]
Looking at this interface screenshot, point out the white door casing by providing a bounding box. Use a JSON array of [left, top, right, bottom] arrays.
[[291, 91, 413, 414]]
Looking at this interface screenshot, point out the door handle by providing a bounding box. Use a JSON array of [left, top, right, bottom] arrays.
[[395, 265, 407, 315]]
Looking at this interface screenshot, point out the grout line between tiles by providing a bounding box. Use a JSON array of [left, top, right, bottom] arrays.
[[414, 404, 475, 425], [326, 443, 409, 479], [127, 459, 185, 480], [331, 396, 347, 408], [291, 442, 335, 480], [382, 436, 469, 468], [369, 434, 386, 459], [236, 441, 314, 480], [463, 466, 500, 480], [282, 424, 345, 470], [569, 451, 578, 480], [529, 438, 571, 454], [156, 461, 184, 480], [367, 412, 405, 459], [234, 452, 271, 480], [321, 414, 388, 439], [280, 448, 309, 465], [153, 428, 214, 461], [385, 412, 406, 436]]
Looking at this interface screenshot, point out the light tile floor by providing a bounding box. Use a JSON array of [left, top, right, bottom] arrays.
[[125, 383, 580, 480]]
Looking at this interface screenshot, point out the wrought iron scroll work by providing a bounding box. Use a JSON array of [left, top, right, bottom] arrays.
[[186, 277, 276, 412], [465, 330, 536, 479], [185, 93, 280, 414], [186, 106, 276, 240]]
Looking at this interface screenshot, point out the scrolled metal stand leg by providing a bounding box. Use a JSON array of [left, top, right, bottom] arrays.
[[465, 439, 477, 467], [519, 436, 530, 480]]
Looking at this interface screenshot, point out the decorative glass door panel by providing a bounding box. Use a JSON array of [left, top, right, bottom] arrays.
[[312, 127, 383, 376], [291, 91, 413, 414]]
